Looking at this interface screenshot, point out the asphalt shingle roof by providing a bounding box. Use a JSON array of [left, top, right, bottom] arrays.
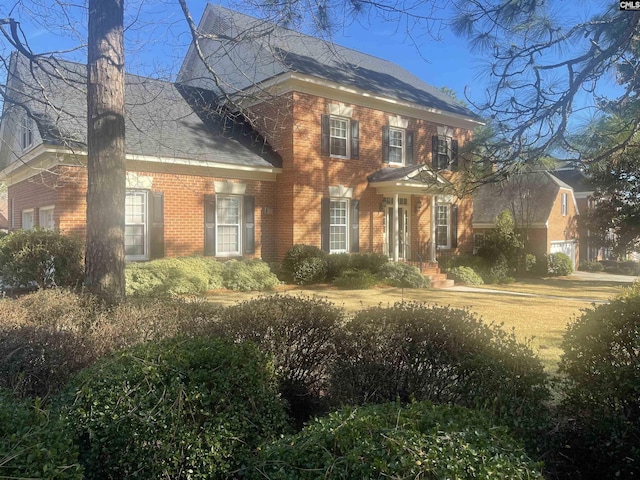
[[4, 53, 281, 168], [551, 168, 594, 194], [473, 171, 571, 226], [178, 5, 478, 119]]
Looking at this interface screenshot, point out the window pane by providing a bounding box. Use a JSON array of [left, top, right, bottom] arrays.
[[125, 225, 145, 256], [217, 225, 239, 253], [217, 197, 240, 224], [125, 191, 147, 259], [216, 196, 241, 254], [436, 205, 449, 247], [389, 129, 403, 164], [330, 200, 348, 252], [125, 194, 145, 224]]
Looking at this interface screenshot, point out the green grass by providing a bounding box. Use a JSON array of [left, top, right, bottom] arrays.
[[207, 277, 629, 373]]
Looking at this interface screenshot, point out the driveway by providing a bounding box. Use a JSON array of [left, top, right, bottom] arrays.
[[570, 270, 638, 283]]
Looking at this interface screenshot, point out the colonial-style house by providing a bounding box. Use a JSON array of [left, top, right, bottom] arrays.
[[0, 5, 482, 283], [473, 171, 580, 268]]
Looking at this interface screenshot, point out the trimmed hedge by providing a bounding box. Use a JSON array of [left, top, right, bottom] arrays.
[[58, 336, 289, 480], [0, 389, 81, 479], [331, 302, 550, 441], [246, 402, 544, 479], [282, 244, 328, 284], [556, 287, 640, 478], [333, 268, 377, 289], [0, 228, 84, 289], [547, 252, 573, 276], [377, 262, 428, 288], [447, 265, 484, 285]]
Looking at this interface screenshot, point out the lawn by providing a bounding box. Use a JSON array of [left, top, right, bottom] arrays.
[[207, 277, 631, 373]]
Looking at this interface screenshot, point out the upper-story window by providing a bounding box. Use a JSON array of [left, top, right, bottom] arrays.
[[21, 116, 33, 151], [383, 126, 414, 165], [321, 114, 359, 159], [432, 135, 459, 171]]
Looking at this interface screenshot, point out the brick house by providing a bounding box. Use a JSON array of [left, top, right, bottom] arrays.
[[0, 5, 481, 278], [473, 171, 580, 268]]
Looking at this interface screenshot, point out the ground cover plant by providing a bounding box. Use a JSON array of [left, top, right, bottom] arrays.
[[247, 402, 544, 479], [57, 336, 289, 480]]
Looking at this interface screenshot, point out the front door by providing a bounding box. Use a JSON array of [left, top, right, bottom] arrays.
[[384, 199, 409, 260]]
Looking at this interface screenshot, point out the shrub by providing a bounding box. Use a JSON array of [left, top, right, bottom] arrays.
[[477, 210, 524, 271], [58, 336, 289, 480], [221, 258, 279, 291], [377, 262, 428, 288], [0, 289, 224, 398], [556, 291, 640, 478], [282, 244, 328, 284], [579, 260, 604, 272], [619, 260, 640, 275], [125, 256, 224, 297], [331, 303, 550, 442], [348, 252, 389, 273], [481, 254, 516, 284], [326, 252, 352, 280], [0, 229, 83, 289], [333, 268, 377, 289], [220, 295, 343, 425], [447, 265, 484, 285], [246, 402, 544, 480], [0, 389, 82, 479], [547, 252, 573, 276]]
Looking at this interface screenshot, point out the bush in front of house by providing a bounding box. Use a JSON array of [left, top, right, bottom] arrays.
[[219, 295, 343, 425], [332, 268, 378, 289], [555, 289, 640, 479], [447, 265, 484, 285], [377, 261, 428, 288], [326, 252, 352, 280], [221, 258, 279, 291], [58, 336, 289, 480], [282, 244, 328, 284], [546, 252, 573, 276], [349, 252, 389, 273], [331, 302, 550, 443], [245, 402, 544, 480], [0, 228, 84, 289], [578, 260, 604, 272], [0, 389, 82, 479]]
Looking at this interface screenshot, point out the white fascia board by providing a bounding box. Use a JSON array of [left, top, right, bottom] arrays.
[[473, 222, 548, 229], [372, 181, 443, 196], [240, 72, 484, 131]]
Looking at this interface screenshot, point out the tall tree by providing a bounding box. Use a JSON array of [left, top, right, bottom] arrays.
[[84, 0, 126, 303]]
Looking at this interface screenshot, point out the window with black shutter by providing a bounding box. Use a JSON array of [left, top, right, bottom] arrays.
[[321, 114, 359, 159]]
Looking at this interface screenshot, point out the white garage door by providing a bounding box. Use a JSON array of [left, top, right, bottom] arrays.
[[550, 241, 577, 269]]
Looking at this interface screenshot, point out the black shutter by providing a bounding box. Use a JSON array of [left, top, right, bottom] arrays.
[[406, 130, 414, 165], [382, 126, 390, 163], [204, 195, 216, 256], [350, 200, 359, 253], [243, 195, 255, 255], [451, 204, 458, 249], [351, 120, 359, 159], [321, 197, 330, 253], [451, 139, 459, 171], [432, 135, 439, 169], [149, 192, 164, 259], [321, 114, 330, 156]]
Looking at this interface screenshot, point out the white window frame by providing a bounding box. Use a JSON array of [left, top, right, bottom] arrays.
[[329, 198, 349, 254], [436, 203, 451, 249], [329, 116, 350, 159], [561, 192, 568, 216], [436, 135, 452, 170], [20, 116, 33, 151], [216, 194, 242, 257], [388, 127, 405, 165], [21, 209, 34, 230], [125, 190, 149, 261], [39, 205, 55, 231]]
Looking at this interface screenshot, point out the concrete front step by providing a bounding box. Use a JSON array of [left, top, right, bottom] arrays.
[[404, 261, 454, 288]]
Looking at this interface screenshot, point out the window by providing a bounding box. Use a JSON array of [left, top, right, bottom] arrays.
[[21, 116, 33, 150], [321, 115, 359, 159], [330, 199, 349, 253], [39, 206, 55, 230], [125, 190, 148, 260], [388, 128, 404, 164], [22, 209, 34, 230], [473, 233, 485, 255], [436, 204, 450, 249], [561, 193, 568, 216], [432, 135, 458, 171], [216, 195, 241, 256]]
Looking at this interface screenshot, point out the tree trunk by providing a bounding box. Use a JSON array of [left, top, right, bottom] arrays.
[[85, 0, 126, 305]]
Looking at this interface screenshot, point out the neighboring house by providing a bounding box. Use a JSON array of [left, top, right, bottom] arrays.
[[473, 171, 580, 268], [552, 167, 612, 262], [0, 5, 482, 280]]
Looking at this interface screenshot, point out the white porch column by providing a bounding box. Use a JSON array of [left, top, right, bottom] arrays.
[[393, 193, 399, 262], [430, 195, 437, 262]]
